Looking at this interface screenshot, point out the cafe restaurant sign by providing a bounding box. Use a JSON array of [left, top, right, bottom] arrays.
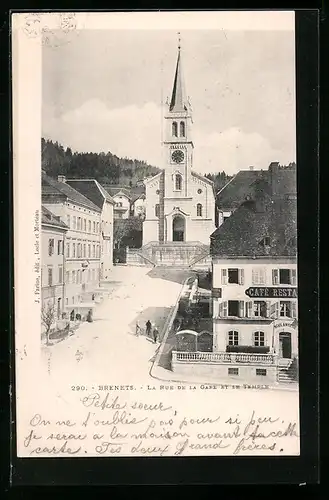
[[245, 287, 298, 298]]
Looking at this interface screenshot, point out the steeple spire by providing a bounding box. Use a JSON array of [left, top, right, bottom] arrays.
[[169, 32, 188, 113]]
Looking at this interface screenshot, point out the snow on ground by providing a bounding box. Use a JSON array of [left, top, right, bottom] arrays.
[[42, 265, 187, 386]]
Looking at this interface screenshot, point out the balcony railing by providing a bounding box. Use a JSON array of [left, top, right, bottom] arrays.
[[172, 351, 276, 365]]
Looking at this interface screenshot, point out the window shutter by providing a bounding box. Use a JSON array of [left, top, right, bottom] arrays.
[[222, 301, 228, 317], [272, 269, 279, 285], [290, 269, 297, 286], [260, 268, 266, 285], [265, 301, 271, 318], [270, 301, 279, 318], [246, 301, 253, 318], [213, 299, 220, 318], [221, 269, 228, 285], [238, 269, 245, 285], [239, 301, 244, 317], [291, 301, 297, 318]]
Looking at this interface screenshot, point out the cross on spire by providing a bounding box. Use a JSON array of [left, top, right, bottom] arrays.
[[177, 31, 181, 50]]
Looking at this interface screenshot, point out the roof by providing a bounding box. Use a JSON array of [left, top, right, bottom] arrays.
[[65, 179, 115, 208], [41, 206, 68, 229], [42, 174, 101, 212], [210, 194, 297, 258], [169, 48, 189, 113], [216, 170, 268, 210], [104, 187, 132, 200], [192, 171, 214, 186], [216, 164, 297, 211]]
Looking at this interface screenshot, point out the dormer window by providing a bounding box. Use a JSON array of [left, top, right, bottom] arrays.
[[259, 236, 271, 247], [172, 122, 178, 137], [287, 236, 297, 248], [180, 121, 185, 137]]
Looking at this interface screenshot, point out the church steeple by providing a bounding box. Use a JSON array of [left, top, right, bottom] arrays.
[[169, 35, 188, 113]]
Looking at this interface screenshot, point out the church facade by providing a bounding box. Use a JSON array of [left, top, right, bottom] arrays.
[[143, 44, 216, 247]]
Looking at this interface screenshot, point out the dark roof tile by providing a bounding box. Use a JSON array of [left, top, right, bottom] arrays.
[[210, 195, 297, 258], [42, 174, 101, 212], [41, 206, 68, 229]]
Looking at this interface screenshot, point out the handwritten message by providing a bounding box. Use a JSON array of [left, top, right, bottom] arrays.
[[22, 392, 299, 457]]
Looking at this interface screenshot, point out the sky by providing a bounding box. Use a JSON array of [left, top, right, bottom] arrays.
[[42, 24, 296, 176]]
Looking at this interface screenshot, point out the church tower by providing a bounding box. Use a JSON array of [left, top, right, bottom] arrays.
[[163, 40, 194, 201], [142, 35, 216, 250]]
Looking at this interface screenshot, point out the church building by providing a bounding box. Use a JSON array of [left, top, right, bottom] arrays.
[[143, 42, 216, 251]]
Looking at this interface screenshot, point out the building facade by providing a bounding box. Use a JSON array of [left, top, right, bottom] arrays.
[[42, 174, 102, 319], [172, 170, 298, 385], [212, 257, 298, 363], [41, 206, 68, 324], [143, 44, 216, 246], [66, 179, 115, 281]]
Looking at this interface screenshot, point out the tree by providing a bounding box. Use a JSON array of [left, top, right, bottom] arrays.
[[41, 301, 56, 345], [113, 217, 142, 249]]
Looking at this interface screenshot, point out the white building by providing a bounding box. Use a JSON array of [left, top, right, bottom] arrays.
[[42, 173, 102, 320], [105, 188, 131, 219], [210, 185, 298, 384], [131, 193, 146, 219], [41, 206, 68, 324], [172, 171, 298, 385], [143, 43, 216, 246], [66, 179, 115, 280]]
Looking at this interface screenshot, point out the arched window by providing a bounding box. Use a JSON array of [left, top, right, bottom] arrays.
[[253, 331, 265, 347], [155, 204, 160, 217], [197, 203, 202, 217], [180, 121, 185, 137], [227, 330, 239, 346], [175, 174, 182, 191], [172, 122, 178, 137]]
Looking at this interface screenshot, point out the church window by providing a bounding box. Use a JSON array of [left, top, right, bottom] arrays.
[[172, 122, 178, 137], [180, 121, 185, 137], [175, 174, 182, 191], [197, 203, 202, 216], [155, 204, 160, 217]]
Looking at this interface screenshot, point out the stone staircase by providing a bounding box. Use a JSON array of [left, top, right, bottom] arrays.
[[127, 241, 210, 268], [277, 358, 298, 384]]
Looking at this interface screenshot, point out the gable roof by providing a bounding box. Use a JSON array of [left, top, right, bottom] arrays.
[[41, 206, 68, 229], [42, 174, 101, 212], [103, 186, 132, 200], [210, 195, 297, 258], [216, 170, 268, 210], [65, 179, 115, 209], [191, 171, 214, 186]]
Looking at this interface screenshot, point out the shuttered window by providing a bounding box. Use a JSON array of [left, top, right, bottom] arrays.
[[252, 267, 266, 285]]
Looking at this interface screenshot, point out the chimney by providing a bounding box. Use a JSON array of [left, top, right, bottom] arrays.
[[249, 166, 254, 171], [57, 175, 66, 183]]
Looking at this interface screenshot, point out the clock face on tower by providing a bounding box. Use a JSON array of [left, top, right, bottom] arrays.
[[171, 150, 185, 163]]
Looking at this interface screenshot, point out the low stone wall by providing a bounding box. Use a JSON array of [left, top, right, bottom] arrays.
[[171, 357, 278, 384], [126, 248, 154, 267]]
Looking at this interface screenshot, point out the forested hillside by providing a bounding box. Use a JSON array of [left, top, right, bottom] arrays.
[[205, 172, 233, 193], [41, 138, 234, 190], [41, 138, 160, 186]]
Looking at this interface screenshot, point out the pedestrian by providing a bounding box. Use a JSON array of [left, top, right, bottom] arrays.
[[153, 326, 159, 344], [146, 320, 152, 337], [136, 321, 141, 336]]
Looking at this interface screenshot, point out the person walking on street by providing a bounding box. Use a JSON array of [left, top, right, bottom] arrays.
[[136, 321, 141, 336], [153, 326, 159, 344], [146, 320, 152, 337]]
